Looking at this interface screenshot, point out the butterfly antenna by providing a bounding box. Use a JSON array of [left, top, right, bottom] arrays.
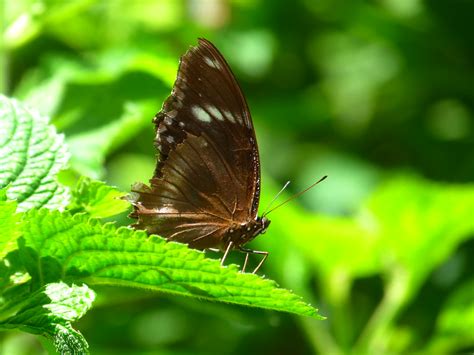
[[261, 181, 291, 217], [263, 175, 327, 217]]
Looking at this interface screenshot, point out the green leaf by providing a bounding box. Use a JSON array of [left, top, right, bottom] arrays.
[[291, 213, 380, 279], [426, 280, 474, 352], [352, 175, 474, 353], [369, 175, 474, 292], [0, 188, 21, 259], [0, 95, 70, 211], [20, 209, 321, 318], [0, 282, 95, 355], [69, 177, 129, 218]]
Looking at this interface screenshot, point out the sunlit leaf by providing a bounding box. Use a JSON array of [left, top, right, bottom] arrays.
[[20, 209, 322, 318], [0, 95, 70, 211], [0, 188, 21, 259]]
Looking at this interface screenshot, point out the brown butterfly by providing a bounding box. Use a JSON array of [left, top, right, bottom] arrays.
[[128, 38, 325, 273]]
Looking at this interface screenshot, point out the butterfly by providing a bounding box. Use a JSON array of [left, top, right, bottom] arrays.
[[128, 38, 326, 273]]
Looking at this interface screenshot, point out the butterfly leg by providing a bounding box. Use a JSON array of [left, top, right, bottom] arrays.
[[238, 247, 269, 274], [242, 253, 250, 273], [220, 241, 233, 267]]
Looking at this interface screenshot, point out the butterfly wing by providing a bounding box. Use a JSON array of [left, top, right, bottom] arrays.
[[129, 38, 261, 250]]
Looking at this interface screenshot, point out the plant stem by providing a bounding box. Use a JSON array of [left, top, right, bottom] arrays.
[[299, 316, 342, 355], [326, 269, 353, 351], [354, 267, 411, 353]]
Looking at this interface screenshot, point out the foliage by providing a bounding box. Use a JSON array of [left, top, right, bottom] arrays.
[[0, 282, 94, 355], [2, 0, 473, 354]]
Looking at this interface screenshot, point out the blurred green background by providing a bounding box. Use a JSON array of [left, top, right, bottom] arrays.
[[1, 0, 473, 354]]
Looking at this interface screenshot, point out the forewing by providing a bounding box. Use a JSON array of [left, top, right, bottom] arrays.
[[154, 38, 261, 218]]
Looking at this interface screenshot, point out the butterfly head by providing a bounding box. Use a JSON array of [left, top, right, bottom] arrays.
[[247, 216, 271, 241], [227, 217, 271, 248], [258, 216, 271, 235]]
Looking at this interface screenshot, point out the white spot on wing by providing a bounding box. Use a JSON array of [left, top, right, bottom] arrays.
[[204, 56, 221, 69], [207, 105, 224, 121], [192, 106, 212, 123], [159, 126, 167, 134], [223, 110, 236, 123], [164, 117, 172, 126], [167, 110, 178, 118], [174, 89, 185, 100], [156, 206, 178, 214]]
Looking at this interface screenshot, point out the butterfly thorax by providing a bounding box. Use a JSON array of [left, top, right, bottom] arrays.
[[224, 216, 271, 250]]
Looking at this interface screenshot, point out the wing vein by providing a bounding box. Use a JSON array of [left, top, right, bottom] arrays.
[[168, 150, 234, 217], [186, 137, 239, 217], [190, 226, 223, 244]]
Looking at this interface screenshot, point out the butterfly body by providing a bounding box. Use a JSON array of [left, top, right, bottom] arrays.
[[129, 38, 270, 272], [224, 216, 270, 250]]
